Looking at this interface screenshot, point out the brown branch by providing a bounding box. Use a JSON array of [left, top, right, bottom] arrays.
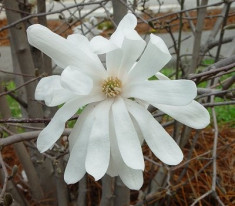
[[0, 69, 36, 77], [0, 75, 44, 98], [203, 100, 235, 107], [0, 152, 8, 200], [0, 0, 107, 32], [0, 129, 72, 148], [188, 62, 235, 80]]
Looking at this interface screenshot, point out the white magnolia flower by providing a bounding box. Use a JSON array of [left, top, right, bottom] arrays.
[[27, 14, 209, 190]]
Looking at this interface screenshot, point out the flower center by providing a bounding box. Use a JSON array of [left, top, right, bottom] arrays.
[[102, 77, 122, 98]]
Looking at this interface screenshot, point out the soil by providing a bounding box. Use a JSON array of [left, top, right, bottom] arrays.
[[1, 126, 234, 206]]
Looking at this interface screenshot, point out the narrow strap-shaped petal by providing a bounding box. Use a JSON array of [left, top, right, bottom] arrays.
[[106, 156, 118, 177], [156, 101, 210, 129], [60, 66, 93, 95], [89, 13, 138, 55], [67, 34, 105, 73], [37, 94, 104, 153], [35, 75, 74, 107], [112, 97, 144, 170], [110, 13, 137, 47], [129, 34, 171, 82], [64, 106, 95, 184], [123, 80, 197, 106], [27, 24, 105, 76], [68, 105, 94, 151], [85, 99, 113, 180], [106, 36, 146, 79], [109, 116, 143, 190], [154, 72, 210, 129], [126, 99, 183, 165], [90, 35, 117, 54]]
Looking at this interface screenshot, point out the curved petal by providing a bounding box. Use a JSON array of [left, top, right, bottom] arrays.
[[155, 72, 169, 80], [118, 167, 143, 190], [27, 24, 105, 76], [112, 97, 144, 170], [85, 99, 113, 180], [123, 80, 197, 106], [60, 66, 93, 95], [116, 13, 137, 31], [157, 101, 210, 129], [27, 24, 80, 69], [154, 72, 210, 129], [35, 75, 74, 107], [37, 94, 104, 153], [106, 36, 146, 78], [67, 34, 105, 72], [67, 33, 93, 55], [106, 156, 118, 177], [129, 34, 171, 82], [68, 105, 94, 151], [64, 106, 95, 184], [126, 100, 183, 165], [110, 116, 143, 190], [90, 36, 117, 54], [110, 13, 137, 47]]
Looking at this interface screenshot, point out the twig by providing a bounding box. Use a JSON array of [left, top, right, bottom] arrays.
[[188, 62, 235, 80], [0, 75, 44, 98], [0, 69, 36, 77], [0, 0, 107, 32], [0, 129, 72, 148], [190, 190, 212, 206], [0, 152, 8, 200], [203, 100, 235, 107]]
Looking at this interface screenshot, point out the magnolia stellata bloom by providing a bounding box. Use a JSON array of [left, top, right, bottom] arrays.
[[27, 14, 210, 190]]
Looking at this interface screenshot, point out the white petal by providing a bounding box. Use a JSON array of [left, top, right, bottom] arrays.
[[117, 13, 137, 31], [37, 95, 104, 153], [64, 106, 95, 184], [68, 105, 94, 151], [27, 24, 79, 69], [67, 33, 93, 55], [157, 100, 210, 129], [109, 117, 143, 190], [129, 34, 171, 82], [106, 36, 146, 78], [126, 100, 183, 165], [111, 13, 137, 47], [118, 167, 143, 190], [85, 99, 113, 180], [60, 66, 93, 95], [90, 36, 117, 54], [106, 156, 118, 177], [35, 76, 74, 107], [67, 34, 105, 72], [155, 72, 169, 80], [27, 24, 105, 76], [154, 73, 210, 129], [112, 97, 144, 170], [131, 114, 145, 145], [123, 80, 197, 106]]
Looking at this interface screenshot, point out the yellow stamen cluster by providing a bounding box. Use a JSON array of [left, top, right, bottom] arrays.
[[102, 77, 122, 98]]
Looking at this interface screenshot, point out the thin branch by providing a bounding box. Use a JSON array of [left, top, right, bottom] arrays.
[[190, 190, 212, 206], [188, 62, 235, 80], [0, 129, 72, 148], [0, 75, 44, 98], [0, 152, 8, 200], [203, 100, 235, 107], [0, 0, 107, 32]]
